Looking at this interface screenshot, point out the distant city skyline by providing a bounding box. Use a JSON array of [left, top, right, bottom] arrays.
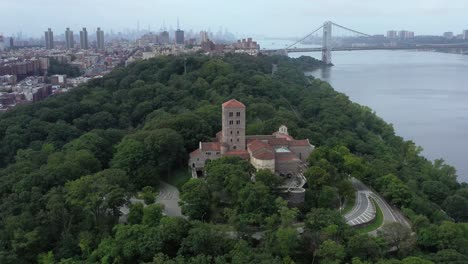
[[1, 0, 468, 38]]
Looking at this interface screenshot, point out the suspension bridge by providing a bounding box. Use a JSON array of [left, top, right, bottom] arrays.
[[261, 21, 468, 64]]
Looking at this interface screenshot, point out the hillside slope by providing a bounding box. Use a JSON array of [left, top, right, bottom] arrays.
[[0, 54, 467, 263]]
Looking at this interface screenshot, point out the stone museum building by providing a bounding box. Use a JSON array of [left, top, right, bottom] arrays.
[[189, 99, 315, 177]]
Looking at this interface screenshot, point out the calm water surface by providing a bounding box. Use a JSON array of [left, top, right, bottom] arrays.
[[260, 40, 468, 182]]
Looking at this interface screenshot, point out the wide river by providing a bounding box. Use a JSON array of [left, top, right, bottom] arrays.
[[259, 40, 468, 183]]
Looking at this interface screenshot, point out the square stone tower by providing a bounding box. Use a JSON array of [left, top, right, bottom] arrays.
[[221, 99, 246, 153]]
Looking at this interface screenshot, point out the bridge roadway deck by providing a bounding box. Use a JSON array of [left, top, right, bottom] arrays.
[[261, 44, 468, 54]]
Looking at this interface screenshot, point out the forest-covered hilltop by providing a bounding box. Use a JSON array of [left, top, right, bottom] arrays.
[[0, 54, 467, 263]]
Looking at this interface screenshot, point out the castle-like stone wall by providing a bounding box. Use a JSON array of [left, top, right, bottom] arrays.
[[250, 156, 275, 172], [288, 188, 306, 206], [289, 145, 314, 163], [221, 101, 246, 152]]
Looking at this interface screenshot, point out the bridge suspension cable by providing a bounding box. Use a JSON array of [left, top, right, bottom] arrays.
[[261, 21, 468, 64], [285, 22, 373, 50], [285, 25, 324, 50], [331, 22, 372, 38]]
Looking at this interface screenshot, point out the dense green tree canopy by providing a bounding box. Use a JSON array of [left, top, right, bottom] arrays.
[[180, 179, 212, 220], [0, 54, 466, 263]]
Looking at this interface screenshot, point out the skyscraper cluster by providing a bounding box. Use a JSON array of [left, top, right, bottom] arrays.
[[159, 31, 170, 44], [386, 30, 414, 40], [234, 38, 259, 50], [65, 28, 74, 49], [80, 28, 89, 50], [97, 28, 105, 50], [175, 20, 185, 45], [45, 28, 54, 49], [43, 27, 105, 50], [443, 32, 454, 39], [442, 30, 468, 40], [0, 35, 4, 51], [200, 31, 209, 43], [386, 30, 397, 39], [398, 30, 415, 39]]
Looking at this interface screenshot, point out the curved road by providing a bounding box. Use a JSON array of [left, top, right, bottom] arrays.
[[345, 178, 410, 232], [345, 191, 375, 226]]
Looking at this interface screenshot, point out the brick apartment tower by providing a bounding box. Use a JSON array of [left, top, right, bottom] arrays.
[[221, 99, 246, 154]]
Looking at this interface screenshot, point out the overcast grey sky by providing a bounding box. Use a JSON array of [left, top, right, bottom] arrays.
[[1, 0, 467, 38]]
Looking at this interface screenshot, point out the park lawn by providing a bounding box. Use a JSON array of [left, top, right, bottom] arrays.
[[164, 168, 192, 189], [356, 198, 384, 234]]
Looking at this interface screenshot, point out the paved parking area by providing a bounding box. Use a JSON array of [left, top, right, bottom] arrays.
[[156, 181, 183, 217], [119, 181, 183, 222]]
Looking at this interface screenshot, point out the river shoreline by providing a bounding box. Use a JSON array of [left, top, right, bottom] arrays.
[[304, 50, 468, 183], [266, 38, 468, 183]]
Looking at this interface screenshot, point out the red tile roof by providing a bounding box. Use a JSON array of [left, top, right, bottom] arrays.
[[268, 138, 289, 146], [246, 135, 276, 143], [288, 139, 310, 147], [273, 132, 294, 141], [254, 151, 275, 160], [201, 142, 220, 151], [276, 152, 301, 162], [189, 149, 201, 157], [248, 140, 275, 160], [248, 140, 269, 152], [222, 99, 245, 108]]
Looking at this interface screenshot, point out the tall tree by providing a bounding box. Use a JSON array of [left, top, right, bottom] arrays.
[[377, 223, 414, 254], [180, 179, 212, 220], [65, 171, 126, 229]]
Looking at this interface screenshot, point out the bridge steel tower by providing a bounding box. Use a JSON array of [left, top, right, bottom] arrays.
[[322, 21, 332, 64]]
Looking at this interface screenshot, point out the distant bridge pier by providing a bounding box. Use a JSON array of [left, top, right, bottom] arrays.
[[322, 21, 332, 65]]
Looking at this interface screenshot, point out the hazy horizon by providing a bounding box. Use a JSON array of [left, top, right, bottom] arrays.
[[2, 0, 468, 38]]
